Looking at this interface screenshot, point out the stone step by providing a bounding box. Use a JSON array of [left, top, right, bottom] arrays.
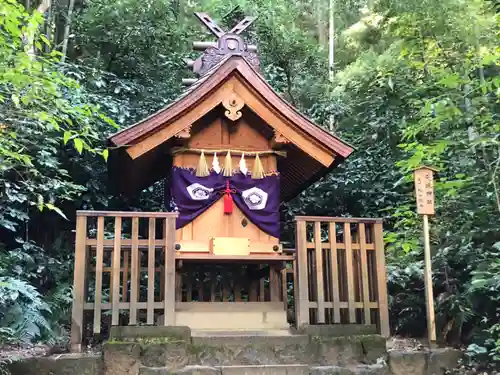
[[138, 364, 388, 375], [104, 333, 387, 369]]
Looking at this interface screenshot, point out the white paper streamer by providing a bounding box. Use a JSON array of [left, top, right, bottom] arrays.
[[239, 152, 248, 175], [212, 152, 221, 174]]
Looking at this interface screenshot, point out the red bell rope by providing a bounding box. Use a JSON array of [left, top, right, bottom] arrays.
[[223, 180, 233, 214]]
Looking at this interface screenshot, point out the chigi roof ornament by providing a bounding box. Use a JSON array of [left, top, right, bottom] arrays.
[[183, 12, 259, 82]]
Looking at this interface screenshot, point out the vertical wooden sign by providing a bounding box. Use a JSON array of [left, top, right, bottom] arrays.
[[414, 168, 435, 215], [413, 166, 437, 348]]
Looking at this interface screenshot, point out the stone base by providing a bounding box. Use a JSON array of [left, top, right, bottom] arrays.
[[388, 349, 462, 375], [138, 364, 388, 375], [297, 324, 378, 337], [6, 353, 102, 375], [103, 333, 387, 369], [5, 334, 462, 375], [109, 326, 191, 341]]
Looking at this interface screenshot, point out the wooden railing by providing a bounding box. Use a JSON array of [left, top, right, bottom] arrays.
[[294, 216, 390, 337], [70, 211, 390, 351], [70, 211, 177, 352]]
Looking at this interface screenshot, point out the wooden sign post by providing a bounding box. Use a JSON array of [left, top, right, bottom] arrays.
[[414, 166, 437, 348]]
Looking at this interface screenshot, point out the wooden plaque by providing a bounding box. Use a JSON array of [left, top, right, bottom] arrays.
[[414, 167, 435, 215], [211, 237, 250, 256]]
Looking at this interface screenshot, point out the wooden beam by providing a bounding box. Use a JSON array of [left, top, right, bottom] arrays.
[[194, 12, 225, 37], [229, 16, 256, 34], [192, 41, 257, 52]]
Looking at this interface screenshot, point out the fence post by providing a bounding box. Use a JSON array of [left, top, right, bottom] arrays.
[[70, 214, 88, 352], [163, 217, 176, 325], [295, 219, 309, 328], [374, 222, 390, 337]]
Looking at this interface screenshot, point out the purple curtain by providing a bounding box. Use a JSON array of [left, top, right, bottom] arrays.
[[168, 167, 280, 238]]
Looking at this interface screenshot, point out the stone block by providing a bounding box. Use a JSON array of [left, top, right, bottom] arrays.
[[310, 364, 388, 375], [109, 326, 191, 341], [427, 348, 461, 375], [7, 353, 103, 375], [309, 366, 353, 375], [140, 342, 189, 370], [312, 335, 387, 366], [189, 335, 312, 366], [103, 342, 141, 375], [299, 325, 378, 337], [139, 365, 220, 375], [388, 351, 427, 375], [219, 364, 309, 375]]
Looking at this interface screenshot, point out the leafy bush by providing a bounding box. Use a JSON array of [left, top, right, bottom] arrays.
[[0, 277, 52, 345]]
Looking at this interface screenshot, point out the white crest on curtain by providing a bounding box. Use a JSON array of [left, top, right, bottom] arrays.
[[241, 187, 268, 210], [187, 183, 213, 200]]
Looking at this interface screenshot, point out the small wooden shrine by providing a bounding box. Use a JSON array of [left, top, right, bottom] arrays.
[[70, 13, 389, 351], [108, 12, 352, 256]]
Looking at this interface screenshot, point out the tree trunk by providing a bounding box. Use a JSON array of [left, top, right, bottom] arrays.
[[316, 0, 326, 47], [328, 0, 335, 132], [60, 0, 76, 63], [25, 0, 52, 57]]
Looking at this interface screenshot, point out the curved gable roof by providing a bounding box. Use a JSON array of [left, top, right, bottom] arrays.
[[107, 56, 354, 201], [108, 56, 353, 161]]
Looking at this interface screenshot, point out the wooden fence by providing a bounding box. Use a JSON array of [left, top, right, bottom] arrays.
[[70, 211, 178, 352], [69, 211, 390, 351], [294, 216, 390, 337]]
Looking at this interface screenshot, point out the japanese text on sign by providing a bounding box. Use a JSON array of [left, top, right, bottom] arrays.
[[414, 168, 435, 215]]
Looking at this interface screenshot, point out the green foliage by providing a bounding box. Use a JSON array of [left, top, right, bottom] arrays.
[[0, 0, 115, 234], [466, 245, 500, 364], [0, 0, 498, 369], [0, 0, 114, 348], [0, 277, 52, 345]]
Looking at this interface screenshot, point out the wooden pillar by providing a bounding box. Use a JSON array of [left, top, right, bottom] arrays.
[[111, 217, 122, 326], [269, 265, 281, 302], [248, 265, 258, 302], [129, 217, 139, 325], [163, 217, 176, 326], [70, 215, 88, 352], [374, 222, 390, 337], [93, 217, 104, 335], [210, 268, 217, 302], [329, 223, 341, 323], [281, 266, 288, 310], [344, 223, 356, 323], [147, 218, 156, 325], [295, 219, 309, 328], [314, 222, 325, 323], [359, 223, 371, 325]]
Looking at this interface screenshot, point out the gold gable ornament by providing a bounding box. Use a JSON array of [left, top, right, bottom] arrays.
[[222, 93, 244, 121]]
